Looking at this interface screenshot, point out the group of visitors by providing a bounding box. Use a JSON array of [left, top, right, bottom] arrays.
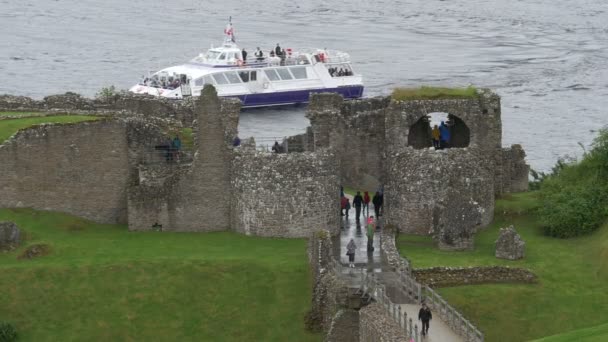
[[340, 188, 383, 222], [328, 67, 353, 77], [154, 135, 182, 162], [432, 121, 452, 149], [143, 76, 181, 90], [250, 44, 290, 64]]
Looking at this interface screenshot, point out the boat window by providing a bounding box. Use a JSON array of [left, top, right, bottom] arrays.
[[238, 71, 250, 82], [265, 69, 280, 81], [205, 51, 221, 60], [212, 73, 229, 85], [276, 68, 293, 80], [218, 53, 226, 60], [250, 71, 257, 81], [203, 75, 214, 85], [225, 72, 241, 84], [290, 67, 307, 79]]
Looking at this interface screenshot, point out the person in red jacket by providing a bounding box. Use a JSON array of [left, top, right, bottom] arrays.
[[340, 196, 348, 216], [363, 191, 371, 217]]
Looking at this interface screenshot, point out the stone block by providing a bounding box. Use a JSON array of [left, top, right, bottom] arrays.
[[0, 221, 21, 250], [495, 225, 525, 260]]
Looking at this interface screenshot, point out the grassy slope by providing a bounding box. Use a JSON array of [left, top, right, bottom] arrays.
[[0, 116, 100, 143], [531, 323, 608, 342], [0, 209, 319, 342], [397, 192, 608, 342], [391, 86, 478, 101]]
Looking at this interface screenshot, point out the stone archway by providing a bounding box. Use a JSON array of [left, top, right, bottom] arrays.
[[407, 112, 471, 149]]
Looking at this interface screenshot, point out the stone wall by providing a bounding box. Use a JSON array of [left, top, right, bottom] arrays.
[[231, 149, 340, 238], [413, 266, 537, 287], [0, 120, 131, 223], [385, 148, 494, 245], [0, 92, 197, 126], [307, 230, 349, 333], [307, 94, 390, 190], [497, 144, 530, 193], [359, 303, 409, 342], [127, 86, 239, 232]]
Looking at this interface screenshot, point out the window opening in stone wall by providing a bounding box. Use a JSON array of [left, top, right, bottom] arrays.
[[407, 112, 470, 149]]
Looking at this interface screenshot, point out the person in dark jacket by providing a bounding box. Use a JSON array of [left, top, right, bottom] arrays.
[[275, 43, 282, 57], [345, 199, 351, 218], [418, 303, 432, 336], [353, 191, 363, 222], [241, 49, 247, 63], [372, 191, 383, 219], [439, 121, 451, 149], [171, 135, 182, 162]]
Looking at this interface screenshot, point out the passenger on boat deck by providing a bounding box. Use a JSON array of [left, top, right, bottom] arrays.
[[270, 50, 275, 57], [275, 43, 282, 57], [255, 47, 264, 61], [242, 48, 247, 63]]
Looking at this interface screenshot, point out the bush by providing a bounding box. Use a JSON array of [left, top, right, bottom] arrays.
[[0, 322, 17, 342], [95, 85, 118, 102], [539, 128, 608, 238]]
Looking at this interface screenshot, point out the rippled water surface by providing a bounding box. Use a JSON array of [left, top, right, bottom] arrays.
[[2, 0, 607, 170]]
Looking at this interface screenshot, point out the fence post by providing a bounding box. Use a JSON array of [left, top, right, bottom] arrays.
[[398, 305, 402, 328], [409, 318, 413, 338], [414, 324, 419, 342]]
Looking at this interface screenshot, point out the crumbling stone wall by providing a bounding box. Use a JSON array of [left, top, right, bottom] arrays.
[[127, 86, 239, 232], [497, 144, 530, 193], [359, 303, 408, 342], [413, 266, 537, 287], [385, 148, 494, 239], [0, 120, 131, 223], [308, 94, 390, 190], [0, 92, 197, 126], [231, 149, 340, 238]]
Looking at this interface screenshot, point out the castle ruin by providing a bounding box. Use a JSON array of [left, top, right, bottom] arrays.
[[0, 86, 528, 249]]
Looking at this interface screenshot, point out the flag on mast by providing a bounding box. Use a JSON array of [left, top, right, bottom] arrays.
[[224, 17, 235, 42]]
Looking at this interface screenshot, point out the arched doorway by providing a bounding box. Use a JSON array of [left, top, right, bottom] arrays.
[[407, 112, 470, 149]]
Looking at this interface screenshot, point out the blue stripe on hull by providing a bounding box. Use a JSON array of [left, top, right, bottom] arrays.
[[229, 86, 364, 108]]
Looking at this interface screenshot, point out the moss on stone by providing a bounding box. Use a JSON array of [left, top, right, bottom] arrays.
[[391, 86, 478, 101]]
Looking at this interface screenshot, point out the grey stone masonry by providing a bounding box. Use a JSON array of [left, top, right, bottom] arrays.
[[231, 149, 340, 238], [359, 303, 409, 342], [496, 225, 526, 260], [0, 221, 21, 251]]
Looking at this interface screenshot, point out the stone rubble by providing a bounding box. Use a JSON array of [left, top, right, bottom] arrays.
[[495, 225, 526, 260]]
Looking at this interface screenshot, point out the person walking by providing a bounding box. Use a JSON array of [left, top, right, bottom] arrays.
[[340, 196, 348, 216], [346, 238, 357, 268], [366, 216, 375, 252], [171, 135, 182, 162], [432, 124, 440, 149], [439, 121, 451, 149], [418, 302, 432, 336], [345, 199, 351, 219], [363, 191, 370, 216], [353, 191, 363, 222], [372, 191, 383, 218]]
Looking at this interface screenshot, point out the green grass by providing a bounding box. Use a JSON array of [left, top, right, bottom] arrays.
[[0, 208, 320, 342], [531, 322, 608, 342], [391, 86, 478, 101], [0, 111, 45, 117], [397, 192, 608, 342], [180, 127, 193, 149], [0, 116, 101, 143]]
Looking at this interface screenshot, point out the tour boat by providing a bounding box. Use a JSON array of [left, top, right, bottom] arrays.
[[129, 21, 364, 108]]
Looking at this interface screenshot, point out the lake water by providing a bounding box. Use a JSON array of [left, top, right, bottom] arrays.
[[1, 0, 607, 171]]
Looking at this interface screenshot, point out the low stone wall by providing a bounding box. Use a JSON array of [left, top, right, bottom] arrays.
[[380, 226, 412, 275], [0, 92, 197, 126], [413, 266, 537, 287], [359, 303, 409, 342], [231, 149, 340, 238], [307, 230, 348, 333]]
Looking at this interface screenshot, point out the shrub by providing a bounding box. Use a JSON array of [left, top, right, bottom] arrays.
[[0, 322, 17, 342], [391, 86, 478, 101], [95, 85, 118, 102], [539, 128, 608, 238]]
